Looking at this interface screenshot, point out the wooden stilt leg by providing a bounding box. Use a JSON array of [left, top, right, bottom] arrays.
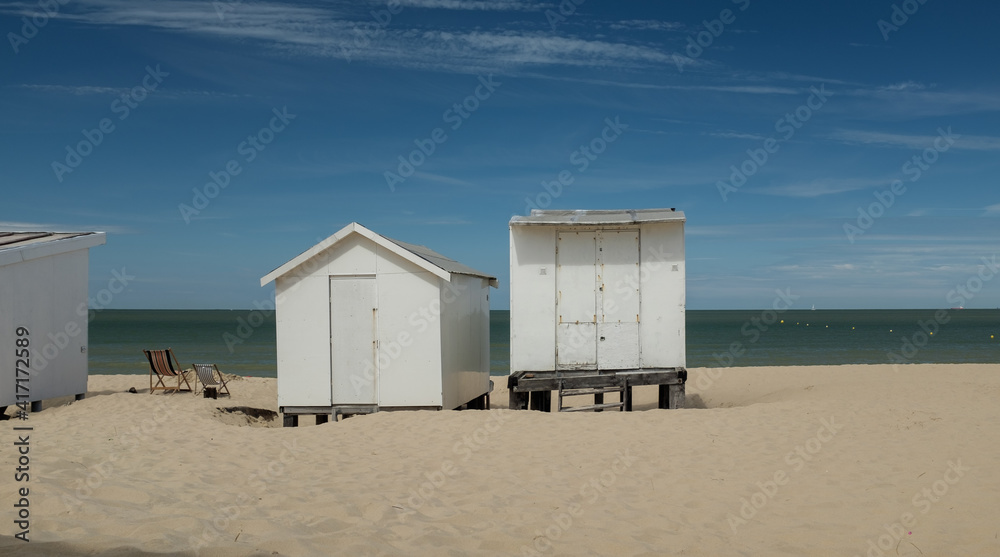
[[668, 384, 685, 409], [510, 390, 529, 410]]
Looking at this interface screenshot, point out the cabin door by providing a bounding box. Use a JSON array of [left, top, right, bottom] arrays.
[[330, 276, 378, 405], [556, 232, 598, 370], [596, 230, 640, 370], [556, 230, 641, 371]]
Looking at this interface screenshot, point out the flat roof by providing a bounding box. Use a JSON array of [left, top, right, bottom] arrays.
[[510, 208, 685, 226], [0, 232, 106, 267]]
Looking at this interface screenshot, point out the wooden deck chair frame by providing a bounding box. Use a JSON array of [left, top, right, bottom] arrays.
[[193, 363, 231, 397], [143, 349, 193, 394]]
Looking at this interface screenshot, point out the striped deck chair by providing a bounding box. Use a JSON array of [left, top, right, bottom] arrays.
[[193, 363, 231, 397], [143, 349, 193, 394]]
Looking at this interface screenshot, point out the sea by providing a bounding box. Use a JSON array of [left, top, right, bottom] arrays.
[[89, 309, 999, 377]]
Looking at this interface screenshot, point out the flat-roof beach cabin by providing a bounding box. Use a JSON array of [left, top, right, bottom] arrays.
[[261, 223, 497, 425], [0, 232, 106, 413], [508, 209, 686, 411]]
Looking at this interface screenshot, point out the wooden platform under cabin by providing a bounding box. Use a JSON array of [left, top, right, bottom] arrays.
[[507, 368, 686, 412]]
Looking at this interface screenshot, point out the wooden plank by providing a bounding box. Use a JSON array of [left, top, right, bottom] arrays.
[[561, 402, 624, 412], [561, 387, 624, 397], [513, 371, 684, 392]]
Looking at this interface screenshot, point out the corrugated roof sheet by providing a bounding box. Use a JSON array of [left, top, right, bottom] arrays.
[[386, 237, 495, 281], [510, 208, 685, 226], [0, 232, 106, 267]]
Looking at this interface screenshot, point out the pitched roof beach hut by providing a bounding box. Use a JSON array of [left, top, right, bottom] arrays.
[[507, 209, 687, 412], [0, 232, 106, 413], [261, 223, 498, 425]]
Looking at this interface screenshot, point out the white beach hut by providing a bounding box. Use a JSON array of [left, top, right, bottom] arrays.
[[0, 232, 106, 414], [507, 209, 686, 411], [261, 223, 498, 425]]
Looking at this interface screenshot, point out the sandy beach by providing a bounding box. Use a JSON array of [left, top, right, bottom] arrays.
[[2, 364, 999, 556]]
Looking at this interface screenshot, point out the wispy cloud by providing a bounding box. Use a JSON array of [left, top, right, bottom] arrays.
[[15, 83, 246, 100], [609, 19, 684, 32], [703, 130, 767, 141], [843, 86, 1000, 116], [828, 129, 1000, 151], [17, 84, 122, 95], [29, 0, 674, 74], [398, 0, 545, 10], [753, 177, 888, 198], [880, 81, 927, 92], [520, 73, 802, 94]]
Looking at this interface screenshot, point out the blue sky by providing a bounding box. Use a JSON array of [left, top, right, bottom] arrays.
[[3, 0, 999, 310]]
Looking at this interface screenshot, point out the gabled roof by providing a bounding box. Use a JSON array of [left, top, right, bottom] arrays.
[[0, 232, 106, 267], [261, 222, 498, 287], [510, 208, 685, 226]]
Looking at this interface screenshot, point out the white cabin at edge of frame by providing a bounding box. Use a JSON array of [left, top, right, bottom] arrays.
[[0, 232, 107, 411]]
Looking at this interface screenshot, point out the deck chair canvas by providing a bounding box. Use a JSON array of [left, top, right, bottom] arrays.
[[143, 349, 193, 394], [193, 363, 231, 397]]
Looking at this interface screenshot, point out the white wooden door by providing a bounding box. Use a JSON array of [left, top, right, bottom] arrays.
[[330, 277, 377, 405], [597, 230, 641, 369], [556, 232, 597, 370]]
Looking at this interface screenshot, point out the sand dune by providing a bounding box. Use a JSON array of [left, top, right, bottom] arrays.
[[2, 364, 999, 556]]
